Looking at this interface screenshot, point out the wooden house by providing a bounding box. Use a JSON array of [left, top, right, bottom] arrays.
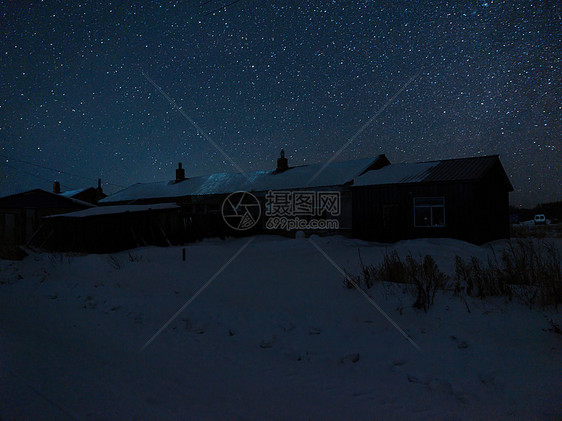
[[0, 189, 93, 246], [351, 155, 513, 244], [100, 153, 391, 235], [12, 153, 513, 251], [40, 203, 186, 253]]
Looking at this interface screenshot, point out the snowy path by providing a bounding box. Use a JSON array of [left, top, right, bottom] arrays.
[[1, 236, 561, 419]]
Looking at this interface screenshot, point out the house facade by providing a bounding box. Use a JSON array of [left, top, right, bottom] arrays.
[[0, 189, 93, 246], [99, 153, 391, 235], [41, 203, 185, 253], [351, 155, 513, 244], [2, 153, 513, 250], [99, 153, 513, 245], [0, 180, 106, 247]]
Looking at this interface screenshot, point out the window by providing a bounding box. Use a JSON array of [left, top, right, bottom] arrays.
[[414, 197, 445, 227]]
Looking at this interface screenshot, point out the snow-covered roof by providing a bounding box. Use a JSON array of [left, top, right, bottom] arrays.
[[354, 162, 440, 186], [60, 188, 90, 198], [47, 203, 179, 218], [354, 155, 512, 189], [101, 156, 383, 204], [0, 188, 95, 209]]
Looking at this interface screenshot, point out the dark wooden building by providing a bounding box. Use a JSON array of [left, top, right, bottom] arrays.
[[0, 189, 93, 246], [39, 203, 188, 253], [100, 154, 391, 235], [7, 154, 512, 252], [351, 155, 513, 244]]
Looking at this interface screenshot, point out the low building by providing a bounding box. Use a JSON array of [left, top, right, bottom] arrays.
[[351, 155, 513, 244], [40, 203, 185, 253], [100, 152, 391, 234], [0, 189, 93, 246], [5, 153, 513, 250]]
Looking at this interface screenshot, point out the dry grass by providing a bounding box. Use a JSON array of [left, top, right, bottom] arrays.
[[346, 239, 561, 311], [455, 239, 561, 309], [345, 250, 448, 312]]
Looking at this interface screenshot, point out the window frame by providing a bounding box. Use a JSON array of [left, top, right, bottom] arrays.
[[413, 197, 446, 228]]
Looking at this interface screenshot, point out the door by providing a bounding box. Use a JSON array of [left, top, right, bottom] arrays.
[[382, 204, 401, 242]]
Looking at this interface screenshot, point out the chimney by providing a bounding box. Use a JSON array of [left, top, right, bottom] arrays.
[[95, 178, 106, 203], [276, 149, 288, 173], [175, 162, 186, 182], [53, 181, 61, 194]]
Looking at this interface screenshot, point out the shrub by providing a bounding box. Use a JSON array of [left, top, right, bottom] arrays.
[[377, 250, 409, 284], [454, 239, 561, 308], [127, 251, 143, 262], [406, 255, 448, 312], [345, 250, 448, 311], [357, 248, 377, 289], [539, 242, 562, 307], [498, 239, 561, 307], [107, 254, 121, 270], [454, 255, 471, 296], [343, 269, 362, 289], [471, 256, 512, 300]]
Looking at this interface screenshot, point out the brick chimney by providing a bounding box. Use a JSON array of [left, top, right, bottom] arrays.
[[276, 149, 288, 173], [175, 162, 186, 182], [53, 181, 61, 194]]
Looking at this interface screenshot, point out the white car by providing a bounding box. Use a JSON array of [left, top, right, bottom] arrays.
[[534, 214, 546, 225]]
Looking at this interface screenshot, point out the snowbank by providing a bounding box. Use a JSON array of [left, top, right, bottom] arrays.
[[0, 236, 560, 419]]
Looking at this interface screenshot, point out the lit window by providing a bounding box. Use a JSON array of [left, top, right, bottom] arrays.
[[414, 197, 445, 227]]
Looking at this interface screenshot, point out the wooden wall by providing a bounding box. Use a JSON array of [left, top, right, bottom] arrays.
[[352, 179, 510, 244]]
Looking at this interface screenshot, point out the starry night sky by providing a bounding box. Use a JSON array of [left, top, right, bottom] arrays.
[[1, 1, 560, 206]]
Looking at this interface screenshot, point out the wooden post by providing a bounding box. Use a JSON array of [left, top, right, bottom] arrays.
[[182, 248, 186, 261]]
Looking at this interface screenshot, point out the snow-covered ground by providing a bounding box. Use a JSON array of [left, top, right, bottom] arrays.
[[1, 235, 561, 420]]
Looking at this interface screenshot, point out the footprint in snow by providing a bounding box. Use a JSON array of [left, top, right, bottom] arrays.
[[83, 296, 97, 309], [392, 359, 407, 367], [478, 370, 498, 385], [297, 351, 313, 362], [280, 321, 296, 332], [407, 371, 436, 386], [340, 353, 360, 364], [260, 334, 274, 348], [450, 335, 469, 349]]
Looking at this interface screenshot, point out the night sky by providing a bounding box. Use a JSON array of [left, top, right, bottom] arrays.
[[1, 1, 560, 206]]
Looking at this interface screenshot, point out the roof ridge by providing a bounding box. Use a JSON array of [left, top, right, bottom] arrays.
[[404, 154, 499, 165]]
